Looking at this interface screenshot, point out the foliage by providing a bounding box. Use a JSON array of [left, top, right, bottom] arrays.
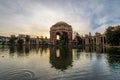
[[60, 32, 68, 45], [74, 32, 82, 45], [40, 37, 48, 45], [9, 36, 17, 45], [55, 40, 60, 45], [25, 35, 30, 45], [17, 39, 24, 45], [2, 41, 5, 45], [25, 35, 30, 43], [105, 25, 120, 46]]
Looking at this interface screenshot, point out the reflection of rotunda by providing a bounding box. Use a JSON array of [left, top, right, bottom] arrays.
[[50, 47, 73, 71]]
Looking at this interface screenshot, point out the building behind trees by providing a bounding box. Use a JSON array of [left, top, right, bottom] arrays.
[[9, 34, 50, 46]]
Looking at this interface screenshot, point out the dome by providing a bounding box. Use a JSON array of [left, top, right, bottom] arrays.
[[52, 21, 71, 27]]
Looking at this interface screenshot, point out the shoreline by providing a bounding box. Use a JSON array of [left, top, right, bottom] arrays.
[[105, 45, 120, 48]]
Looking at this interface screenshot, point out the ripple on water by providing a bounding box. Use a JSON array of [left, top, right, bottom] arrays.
[[0, 69, 35, 80]]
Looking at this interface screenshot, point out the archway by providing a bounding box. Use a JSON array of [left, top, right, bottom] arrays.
[[50, 21, 73, 45], [55, 31, 69, 45], [56, 32, 61, 40], [55, 32, 61, 45]]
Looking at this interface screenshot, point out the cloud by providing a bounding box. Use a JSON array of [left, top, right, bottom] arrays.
[[0, 0, 120, 37]]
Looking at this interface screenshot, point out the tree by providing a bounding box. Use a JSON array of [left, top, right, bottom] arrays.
[[60, 32, 68, 45], [2, 40, 5, 45], [105, 25, 120, 46], [74, 32, 82, 45], [17, 39, 24, 45], [40, 37, 48, 45], [25, 35, 30, 44], [9, 36, 17, 45]]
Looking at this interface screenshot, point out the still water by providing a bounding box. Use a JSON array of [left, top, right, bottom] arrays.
[[0, 46, 120, 80]]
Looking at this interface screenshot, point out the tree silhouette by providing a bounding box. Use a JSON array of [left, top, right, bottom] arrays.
[[17, 39, 24, 45], [25, 35, 30, 44], [105, 25, 120, 46], [74, 32, 82, 45], [60, 32, 68, 45], [9, 36, 17, 45]]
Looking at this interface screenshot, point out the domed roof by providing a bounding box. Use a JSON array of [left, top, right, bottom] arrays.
[[55, 21, 68, 25], [52, 21, 71, 27]]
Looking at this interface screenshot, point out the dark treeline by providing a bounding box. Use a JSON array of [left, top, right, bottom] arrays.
[[105, 25, 120, 46]]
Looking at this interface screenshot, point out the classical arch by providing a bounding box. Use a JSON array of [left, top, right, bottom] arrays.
[[50, 21, 73, 45]]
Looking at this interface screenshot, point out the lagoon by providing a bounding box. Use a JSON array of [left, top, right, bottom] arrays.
[[0, 46, 120, 80]]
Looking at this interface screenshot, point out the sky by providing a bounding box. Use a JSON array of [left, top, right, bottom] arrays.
[[0, 0, 120, 38]]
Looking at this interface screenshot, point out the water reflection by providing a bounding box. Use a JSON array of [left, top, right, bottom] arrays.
[[107, 48, 120, 64], [83, 46, 106, 53], [8, 46, 120, 65], [0, 45, 120, 80], [106, 48, 120, 79], [106, 47, 120, 70], [50, 46, 73, 71], [9, 46, 30, 57], [7, 46, 120, 64], [9, 45, 48, 57]]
